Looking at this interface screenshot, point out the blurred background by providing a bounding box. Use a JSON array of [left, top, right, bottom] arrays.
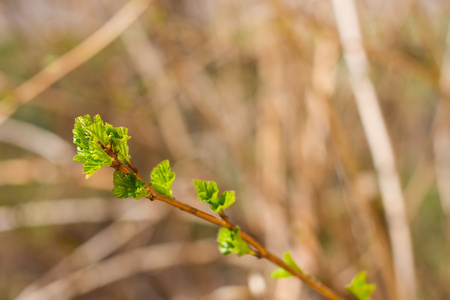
[[0, 0, 450, 299]]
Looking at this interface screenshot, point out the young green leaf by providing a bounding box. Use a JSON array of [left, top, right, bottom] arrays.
[[90, 114, 114, 146], [218, 191, 236, 213], [78, 143, 114, 178], [217, 226, 251, 257], [271, 251, 304, 278], [150, 160, 175, 198], [346, 271, 376, 300], [73, 115, 114, 178], [73, 115, 93, 151], [193, 180, 235, 214], [194, 180, 219, 203], [112, 171, 149, 200], [73, 114, 132, 177], [110, 126, 131, 163]]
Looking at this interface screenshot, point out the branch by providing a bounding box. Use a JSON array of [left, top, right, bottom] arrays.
[[72, 114, 376, 300], [113, 157, 346, 300]]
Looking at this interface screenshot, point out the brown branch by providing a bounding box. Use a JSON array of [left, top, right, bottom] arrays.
[[153, 194, 228, 228], [105, 156, 348, 300], [152, 193, 346, 300], [0, 0, 153, 126]]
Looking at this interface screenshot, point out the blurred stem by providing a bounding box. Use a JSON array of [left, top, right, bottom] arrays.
[[0, 0, 153, 126], [331, 0, 416, 298], [109, 158, 347, 300]]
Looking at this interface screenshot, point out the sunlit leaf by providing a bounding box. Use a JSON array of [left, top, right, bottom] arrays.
[[110, 126, 131, 163], [271, 251, 303, 279], [150, 160, 175, 197], [73, 115, 114, 178], [73, 114, 132, 177], [194, 180, 235, 213], [217, 226, 251, 257], [346, 271, 376, 300], [112, 171, 149, 200], [217, 191, 235, 213], [194, 180, 219, 203]]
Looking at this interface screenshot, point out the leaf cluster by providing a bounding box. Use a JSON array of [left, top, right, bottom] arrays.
[[73, 114, 131, 178], [193, 180, 235, 214]]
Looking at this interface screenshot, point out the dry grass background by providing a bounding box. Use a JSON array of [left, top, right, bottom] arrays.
[[0, 0, 450, 299]]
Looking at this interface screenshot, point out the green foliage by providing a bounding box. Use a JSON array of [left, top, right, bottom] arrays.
[[111, 126, 131, 164], [150, 160, 175, 198], [112, 171, 149, 200], [346, 271, 376, 300], [193, 180, 235, 214], [73, 115, 113, 177], [73, 114, 131, 177], [73, 114, 368, 299], [217, 226, 251, 256], [271, 251, 304, 278]]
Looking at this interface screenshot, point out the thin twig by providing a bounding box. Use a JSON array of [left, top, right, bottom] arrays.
[[331, 0, 416, 298], [111, 158, 347, 300], [0, 118, 72, 164], [151, 193, 345, 300], [434, 24, 450, 215], [0, 0, 152, 126]]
